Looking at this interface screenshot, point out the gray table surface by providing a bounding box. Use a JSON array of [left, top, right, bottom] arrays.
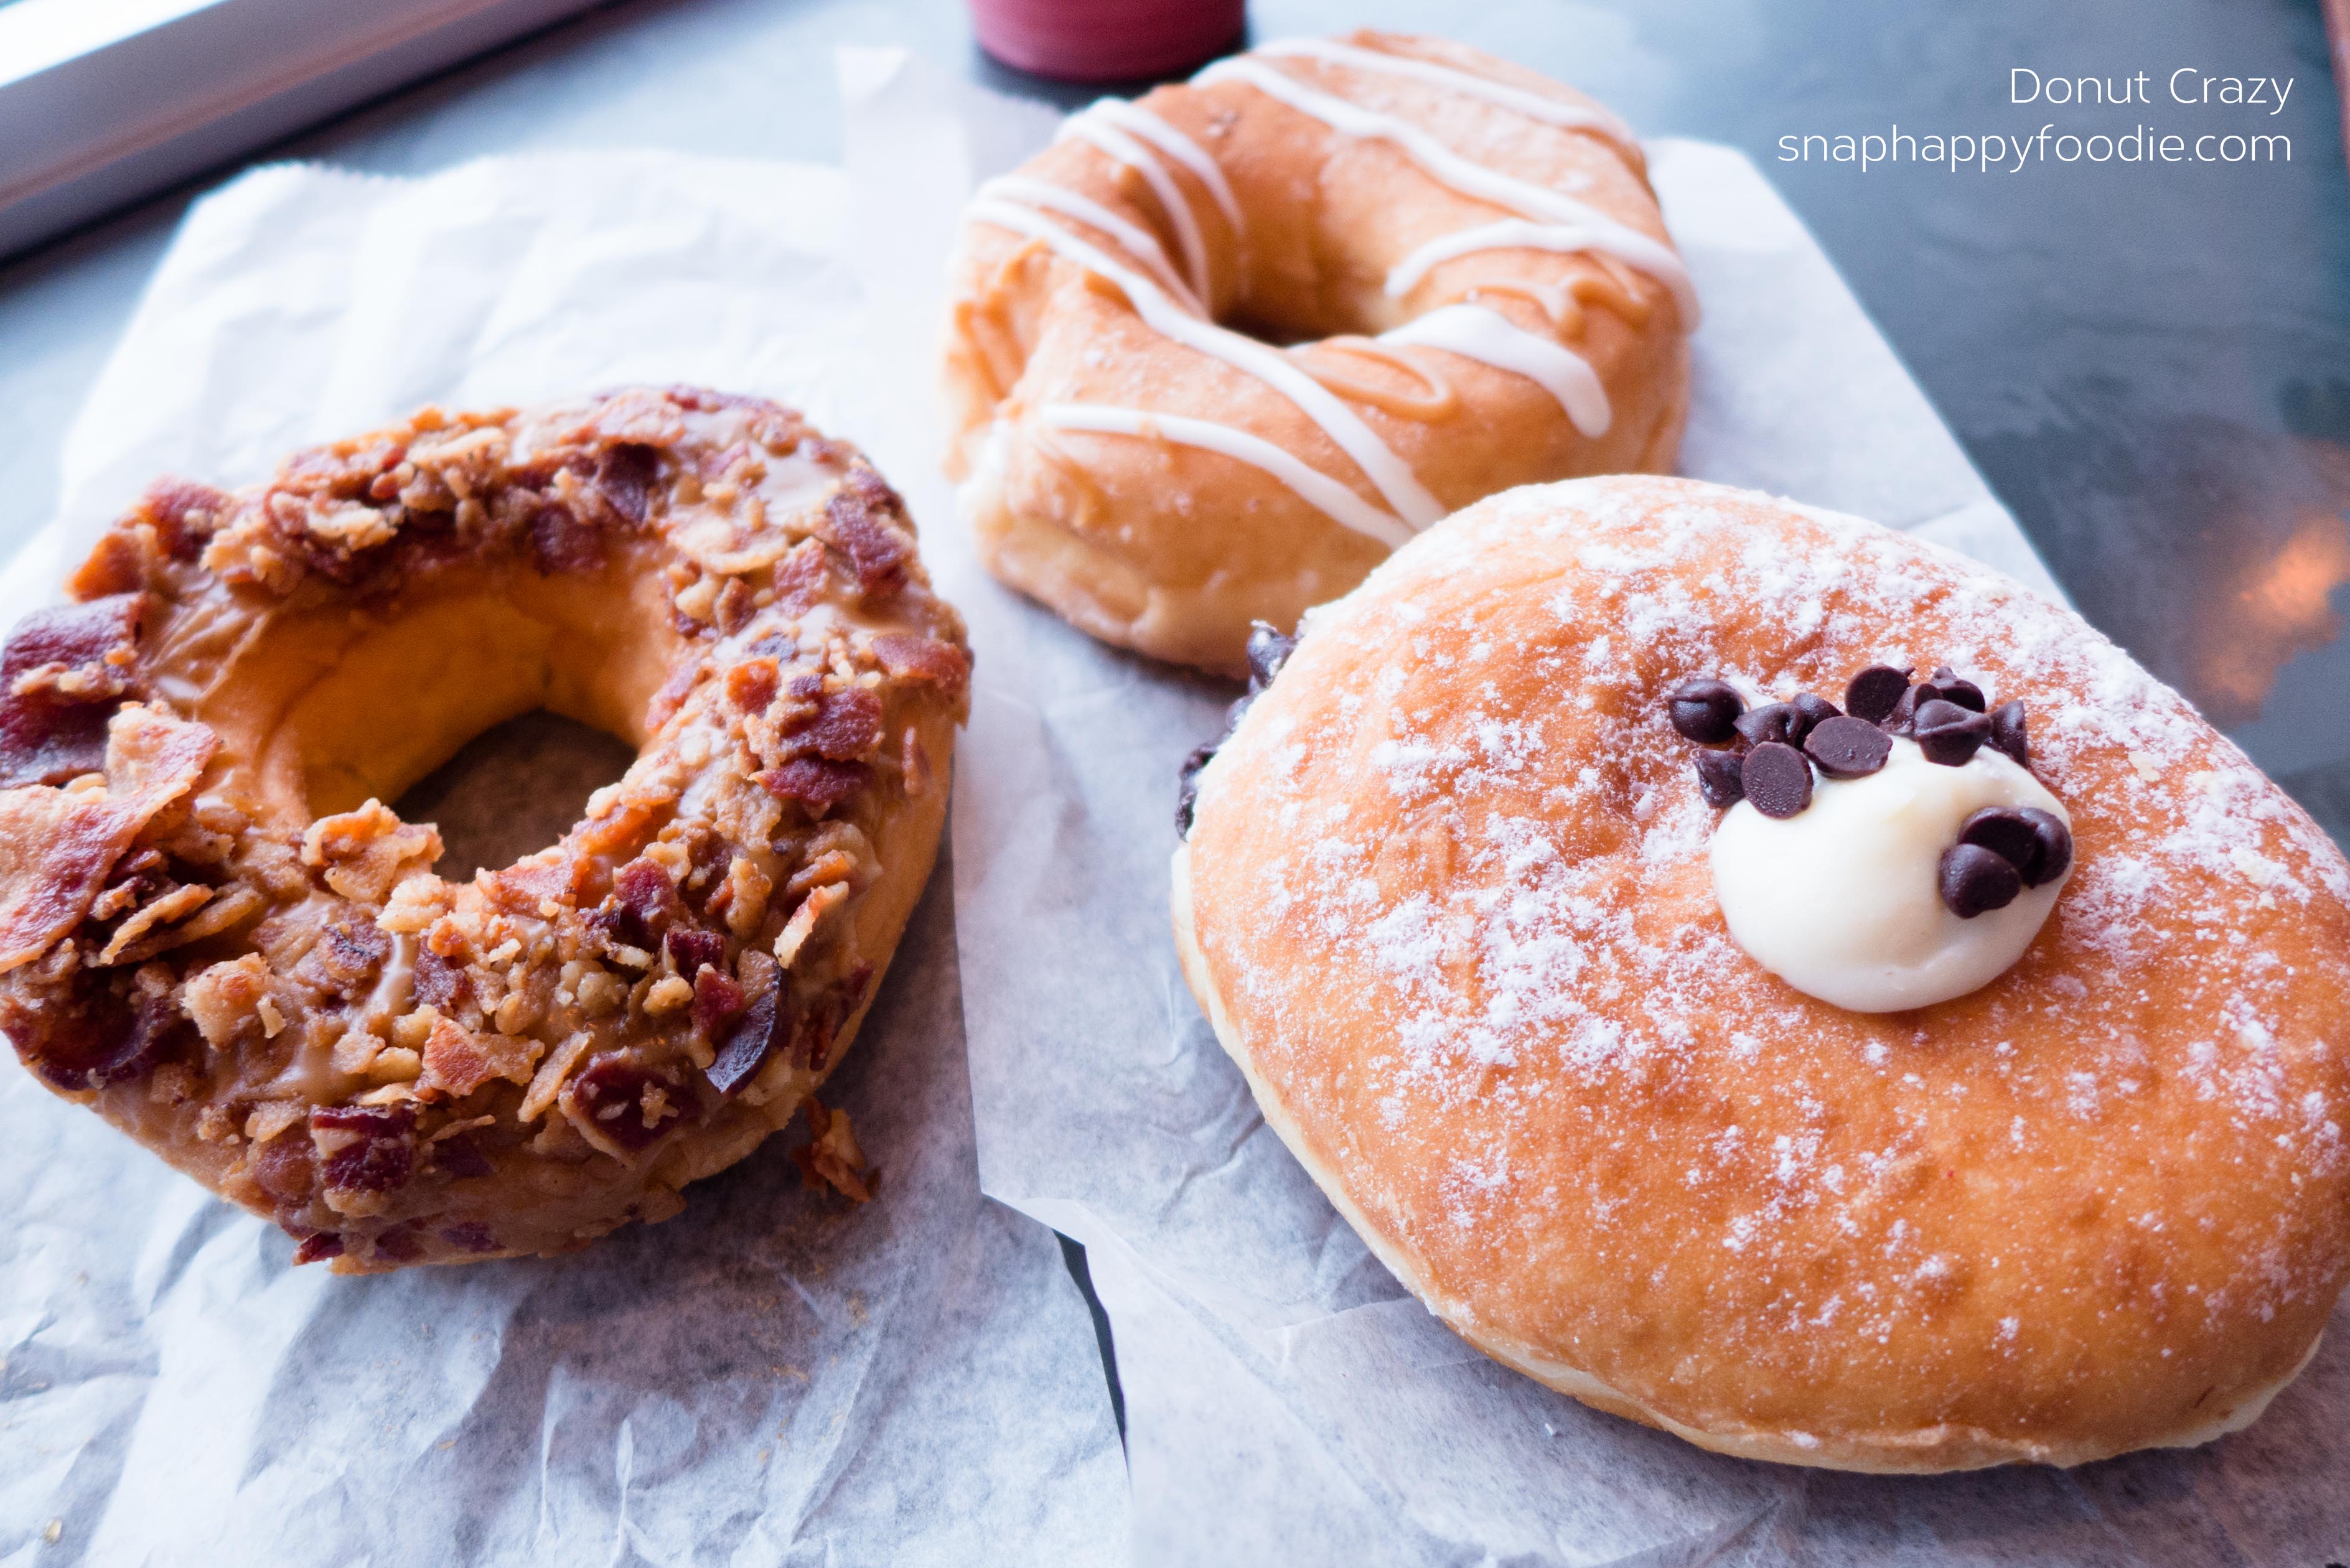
[[1, 0, 2344, 1461]]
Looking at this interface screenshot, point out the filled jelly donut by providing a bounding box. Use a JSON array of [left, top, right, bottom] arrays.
[[0, 388, 969, 1271], [1175, 475, 2350, 1470]]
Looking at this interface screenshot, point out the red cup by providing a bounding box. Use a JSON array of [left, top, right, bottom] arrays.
[[969, 0, 1246, 83]]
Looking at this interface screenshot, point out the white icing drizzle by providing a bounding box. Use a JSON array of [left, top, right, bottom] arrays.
[[1059, 106, 1213, 299], [1037, 404, 1415, 549], [1196, 57, 1699, 326], [1385, 218, 1698, 324], [1084, 98, 1246, 246], [1255, 37, 1638, 152], [965, 199, 1446, 527], [978, 175, 1205, 315], [1378, 304, 1611, 437]]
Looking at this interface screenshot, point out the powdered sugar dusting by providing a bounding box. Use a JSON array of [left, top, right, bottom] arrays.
[[1188, 474, 2350, 1424]]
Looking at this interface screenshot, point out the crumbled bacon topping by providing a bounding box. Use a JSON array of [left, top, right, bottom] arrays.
[[0, 986, 187, 1093], [0, 705, 215, 972], [253, 1126, 316, 1202], [413, 948, 472, 1015], [419, 1016, 536, 1099], [0, 594, 147, 789], [136, 479, 231, 562], [528, 502, 604, 576], [430, 1134, 495, 1181], [724, 657, 780, 716], [590, 857, 678, 952], [871, 633, 972, 700], [820, 470, 912, 599], [692, 963, 748, 1038], [666, 926, 725, 980], [792, 1096, 873, 1202], [291, 918, 388, 1001], [757, 758, 869, 816], [312, 1102, 417, 1201], [0, 387, 969, 1271], [788, 686, 886, 762], [595, 444, 658, 524], [293, 1231, 346, 1264], [563, 1052, 693, 1154]]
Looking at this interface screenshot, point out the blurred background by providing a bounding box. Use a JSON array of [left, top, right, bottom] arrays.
[[0, 0, 2344, 847]]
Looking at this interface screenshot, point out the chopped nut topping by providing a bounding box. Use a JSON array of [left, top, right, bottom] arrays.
[[774, 882, 850, 971], [182, 953, 271, 1051], [723, 855, 774, 941], [518, 1032, 592, 1123], [302, 800, 442, 905], [245, 1100, 307, 1147], [420, 1015, 536, 1099]]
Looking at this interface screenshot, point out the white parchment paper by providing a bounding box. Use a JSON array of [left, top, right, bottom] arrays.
[[0, 152, 1126, 1566], [833, 49, 2350, 1568]]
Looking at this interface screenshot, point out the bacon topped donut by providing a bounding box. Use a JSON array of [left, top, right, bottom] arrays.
[[0, 388, 968, 1271], [943, 31, 1694, 674]]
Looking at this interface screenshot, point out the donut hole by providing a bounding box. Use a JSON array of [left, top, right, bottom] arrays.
[[393, 711, 636, 881], [181, 548, 685, 850], [1212, 133, 1650, 348]]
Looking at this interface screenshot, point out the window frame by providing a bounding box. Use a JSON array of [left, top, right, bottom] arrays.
[[0, 0, 610, 260]]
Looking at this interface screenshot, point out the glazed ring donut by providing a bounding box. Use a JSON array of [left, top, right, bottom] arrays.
[[942, 31, 1693, 674], [1176, 475, 2350, 1470], [0, 387, 970, 1272]]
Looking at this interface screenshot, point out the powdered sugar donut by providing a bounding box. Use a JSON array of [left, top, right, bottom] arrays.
[[1175, 475, 2350, 1470]]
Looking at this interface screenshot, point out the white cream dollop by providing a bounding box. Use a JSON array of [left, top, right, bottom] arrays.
[[1708, 738, 2071, 1012]]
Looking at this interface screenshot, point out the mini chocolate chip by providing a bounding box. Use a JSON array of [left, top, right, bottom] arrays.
[[1245, 622, 1296, 693], [1790, 693, 1840, 732], [1804, 715, 1893, 779], [1844, 665, 1912, 724], [1174, 741, 1219, 835], [1694, 747, 1746, 807], [1734, 701, 1807, 748], [2015, 807, 2072, 885], [1741, 741, 1813, 818], [1939, 842, 2023, 918], [1930, 665, 1986, 712], [1957, 808, 2039, 874], [1913, 699, 1992, 766], [1989, 700, 2029, 768], [1957, 806, 2074, 887], [1880, 684, 1923, 735], [1667, 678, 1745, 745]]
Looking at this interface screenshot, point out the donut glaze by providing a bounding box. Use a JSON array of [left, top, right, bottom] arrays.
[[942, 32, 1692, 674], [0, 388, 968, 1271], [1176, 475, 2350, 1470]]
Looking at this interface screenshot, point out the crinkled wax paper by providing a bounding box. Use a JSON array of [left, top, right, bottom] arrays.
[[832, 47, 2350, 1568], [0, 151, 1126, 1566]]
